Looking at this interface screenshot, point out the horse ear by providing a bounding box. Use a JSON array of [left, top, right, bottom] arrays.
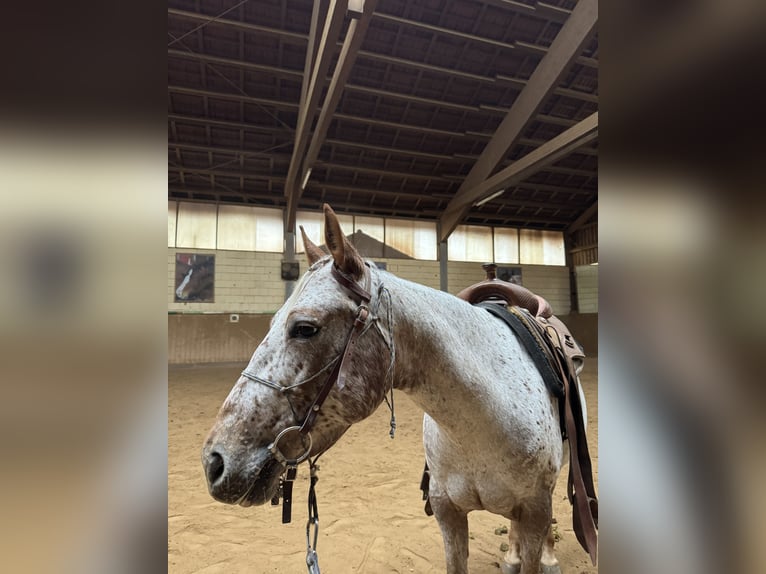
[[323, 204, 364, 278], [299, 225, 325, 265]]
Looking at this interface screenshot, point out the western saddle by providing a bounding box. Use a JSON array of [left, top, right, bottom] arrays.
[[420, 264, 598, 565]]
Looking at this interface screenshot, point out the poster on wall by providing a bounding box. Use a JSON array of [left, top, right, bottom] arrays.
[[497, 266, 522, 285], [175, 253, 215, 302]]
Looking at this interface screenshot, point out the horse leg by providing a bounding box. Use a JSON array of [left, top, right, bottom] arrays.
[[500, 520, 561, 574], [501, 520, 521, 574], [540, 522, 561, 574], [516, 499, 553, 574], [428, 478, 469, 574], [502, 519, 560, 574]]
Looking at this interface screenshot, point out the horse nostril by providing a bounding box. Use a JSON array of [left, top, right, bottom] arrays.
[[206, 451, 225, 485]]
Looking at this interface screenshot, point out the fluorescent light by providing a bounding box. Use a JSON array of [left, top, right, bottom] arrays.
[[475, 189, 505, 207], [301, 168, 312, 190], [348, 0, 364, 15]]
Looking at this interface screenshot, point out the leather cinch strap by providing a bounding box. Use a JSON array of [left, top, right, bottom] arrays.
[[551, 340, 598, 564]]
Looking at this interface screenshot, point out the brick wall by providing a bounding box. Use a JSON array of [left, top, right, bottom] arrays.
[[169, 249, 572, 314], [169, 248, 285, 314], [168, 249, 582, 362]]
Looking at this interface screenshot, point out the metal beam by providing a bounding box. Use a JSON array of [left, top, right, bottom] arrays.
[[333, 113, 465, 137], [508, 182, 596, 196], [168, 165, 285, 182], [169, 186, 284, 204], [168, 48, 302, 79], [169, 86, 465, 137], [459, 134, 598, 156], [514, 41, 598, 69], [168, 85, 300, 111], [496, 76, 598, 104], [357, 50, 496, 83], [168, 8, 307, 44], [464, 212, 571, 225], [314, 182, 585, 211], [312, 183, 446, 201], [314, 160, 459, 181], [167, 113, 292, 137], [288, 0, 379, 231], [345, 83, 479, 113], [438, 0, 597, 241], [373, 12, 516, 51], [169, 142, 292, 161], [567, 200, 598, 233], [169, 9, 599, 104], [324, 138, 455, 161], [440, 111, 598, 235]]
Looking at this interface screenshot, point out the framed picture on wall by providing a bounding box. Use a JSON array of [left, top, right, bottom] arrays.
[[175, 253, 215, 302], [497, 266, 522, 285]]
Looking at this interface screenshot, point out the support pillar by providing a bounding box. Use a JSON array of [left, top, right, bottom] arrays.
[[439, 241, 448, 293], [284, 230, 297, 300]]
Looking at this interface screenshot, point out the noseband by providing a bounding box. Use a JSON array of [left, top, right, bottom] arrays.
[[240, 262, 374, 467]]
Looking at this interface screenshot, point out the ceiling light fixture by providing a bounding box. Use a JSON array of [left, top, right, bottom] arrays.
[[475, 189, 505, 207], [301, 168, 312, 190]]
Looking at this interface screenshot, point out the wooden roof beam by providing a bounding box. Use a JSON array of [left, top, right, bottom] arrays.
[[440, 112, 598, 235], [288, 0, 379, 231], [438, 0, 597, 241], [567, 200, 598, 233], [283, 0, 348, 221]]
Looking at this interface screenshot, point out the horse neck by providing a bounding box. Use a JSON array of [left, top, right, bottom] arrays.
[[383, 273, 513, 422]]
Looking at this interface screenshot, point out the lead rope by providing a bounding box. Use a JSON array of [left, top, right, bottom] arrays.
[[305, 461, 321, 573]]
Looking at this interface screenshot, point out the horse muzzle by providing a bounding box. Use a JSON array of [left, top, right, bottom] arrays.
[[202, 445, 283, 507]]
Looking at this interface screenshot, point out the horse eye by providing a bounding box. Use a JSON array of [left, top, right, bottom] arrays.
[[291, 323, 320, 339]]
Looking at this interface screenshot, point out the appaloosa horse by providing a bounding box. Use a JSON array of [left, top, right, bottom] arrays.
[[203, 204, 591, 574]]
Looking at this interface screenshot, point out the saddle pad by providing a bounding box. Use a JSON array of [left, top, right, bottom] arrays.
[[476, 302, 565, 402], [476, 301, 598, 564]]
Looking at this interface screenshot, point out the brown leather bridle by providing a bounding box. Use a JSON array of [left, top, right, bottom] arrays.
[[240, 262, 374, 468]]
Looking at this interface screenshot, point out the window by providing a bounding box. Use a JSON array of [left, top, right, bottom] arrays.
[[217, 205, 283, 252], [353, 216, 384, 243], [253, 208, 284, 252], [296, 210, 353, 253], [176, 202, 217, 249], [217, 204, 257, 251], [168, 201, 177, 247], [493, 227, 519, 264], [448, 225, 493, 262], [519, 229, 565, 265], [386, 218, 437, 260]]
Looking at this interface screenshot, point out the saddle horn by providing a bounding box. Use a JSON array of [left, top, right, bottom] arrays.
[[456, 264, 552, 318]]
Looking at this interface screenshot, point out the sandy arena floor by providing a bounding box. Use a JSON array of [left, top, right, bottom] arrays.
[[169, 362, 598, 573]]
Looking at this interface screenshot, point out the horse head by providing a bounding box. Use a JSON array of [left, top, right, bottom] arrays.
[[202, 205, 393, 506], [176, 257, 214, 301]]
